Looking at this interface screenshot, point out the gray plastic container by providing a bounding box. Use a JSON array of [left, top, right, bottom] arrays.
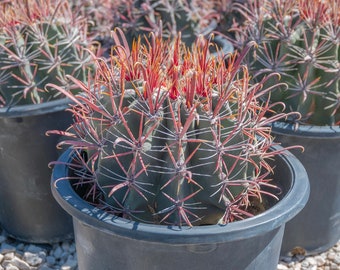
[[51, 145, 309, 270], [272, 122, 340, 255], [0, 99, 74, 243]]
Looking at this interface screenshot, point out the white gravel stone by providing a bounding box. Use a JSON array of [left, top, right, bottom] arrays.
[[4, 264, 19, 270], [61, 258, 78, 270], [0, 244, 16, 254], [15, 244, 24, 252], [61, 251, 70, 261], [330, 262, 339, 270], [23, 252, 43, 266], [292, 262, 301, 270], [334, 244, 340, 252], [333, 254, 340, 264], [53, 246, 63, 259], [277, 264, 289, 270], [45, 255, 56, 266], [306, 257, 317, 265], [25, 245, 43, 254], [69, 244, 76, 254], [315, 255, 326, 266], [327, 252, 336, 260], [39, 266, 55, 270], [62, 242, 70, 252], [2, 254, 14, 261], [7, 257, 31, 270], [301, 260, 309, 268]]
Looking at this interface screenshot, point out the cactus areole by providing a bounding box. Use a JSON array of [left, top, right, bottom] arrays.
[[49, 29, 297, 227]]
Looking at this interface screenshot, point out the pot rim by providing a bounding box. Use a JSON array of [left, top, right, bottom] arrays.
[[51, 144, 309, 244], [271, 121, 340, 139], [0, 98, 71, 118]]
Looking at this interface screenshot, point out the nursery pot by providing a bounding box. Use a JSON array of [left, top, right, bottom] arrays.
[[272, 122, 340, 255], [0, 99, 74, 243], [51, 146, 309, 270]]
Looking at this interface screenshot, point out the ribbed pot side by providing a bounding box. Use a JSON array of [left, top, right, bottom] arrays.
[[272, 122, 340, 256], [0, 99, 74, 243], [51, 146, 309, 270]]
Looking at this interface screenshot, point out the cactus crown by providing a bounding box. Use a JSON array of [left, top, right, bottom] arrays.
[[50, 29, 296, 227], [0, 0, 94, 106], [232, 0, 340, 125]]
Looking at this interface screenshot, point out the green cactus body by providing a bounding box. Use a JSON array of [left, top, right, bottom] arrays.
[[189, 103, 247, 202], [95, 92, 164, 221], [92, 88, 258, 225], [0, 28, 36, 104], [312, 27, 339, 125], [144, 0, 201, 44], [155, 100, 198, 225]]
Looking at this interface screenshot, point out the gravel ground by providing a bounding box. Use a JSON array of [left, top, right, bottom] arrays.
[[0, 229, 77, 270], [0, 227, 338, 270], [277, 242, 340, 270]]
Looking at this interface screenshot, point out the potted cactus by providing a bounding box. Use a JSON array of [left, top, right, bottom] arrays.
[[0, 0, 95, 243], [49, 29, 309, 269], [232, 0, 340, 255], [69, 0, 234, 56]]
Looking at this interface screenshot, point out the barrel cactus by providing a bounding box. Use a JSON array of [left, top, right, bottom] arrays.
[[231, 0, 340, 125], [69, 0, 125, 38], [70, 0, 228, 46], [0, 0, 94, 106], [134, 0, 221, 42], [49, 29, 296, 226]]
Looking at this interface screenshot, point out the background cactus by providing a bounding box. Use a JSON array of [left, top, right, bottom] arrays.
[[214, 0, 247, 42], [0, 0, 95, 106], [50, 29, 296, 227], [68, 0, 126, 38], [231, 0, 340, 125], [69, 0, 230, 46], [134, 0, 221, 43]]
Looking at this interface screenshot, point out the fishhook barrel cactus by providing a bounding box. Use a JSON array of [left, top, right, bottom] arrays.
[[232, 0, 340, 125], [0, 0, 94, 106], [49, 29, 297, 227], [70, 0, 227, 46]]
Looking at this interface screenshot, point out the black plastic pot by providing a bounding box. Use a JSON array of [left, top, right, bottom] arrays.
[[272, 122, 340, 255], [0, 99, 74, 243], [51, 146, 309, 270]]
